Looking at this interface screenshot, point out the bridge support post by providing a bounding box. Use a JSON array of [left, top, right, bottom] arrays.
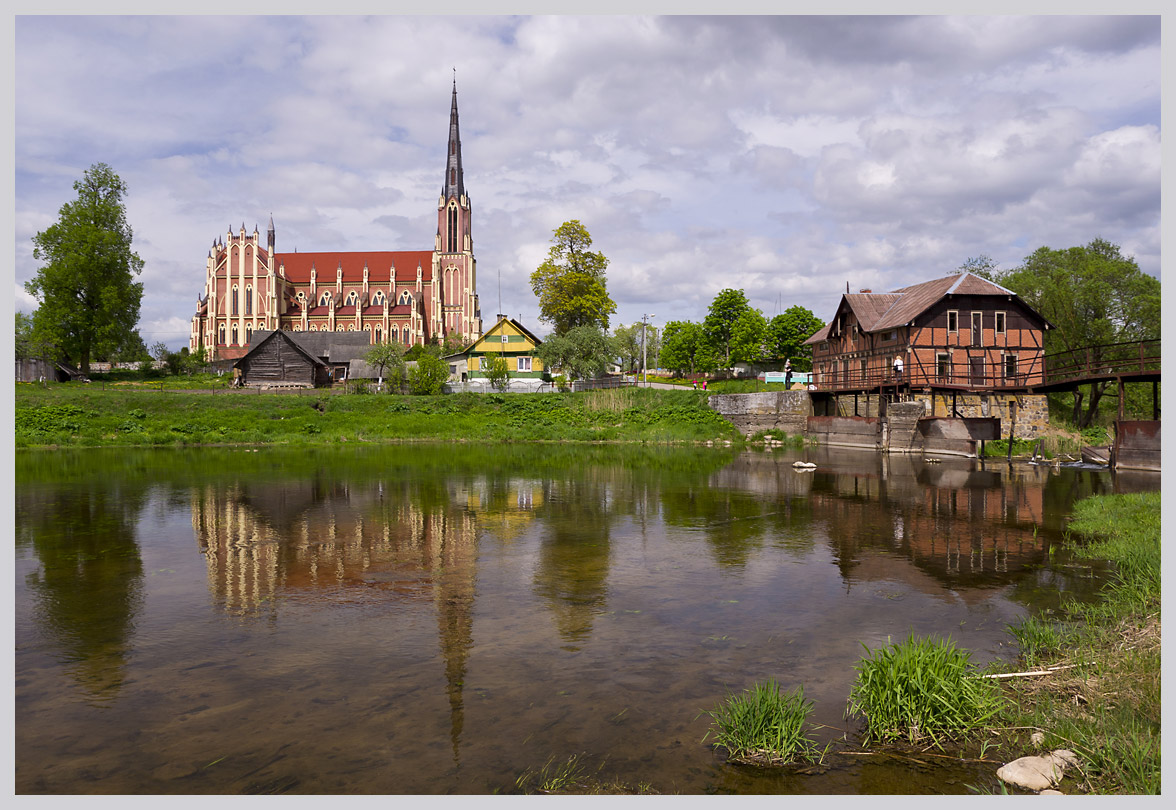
[[1118, 378, 1125, 422], [1007, 399, 1017, 463]]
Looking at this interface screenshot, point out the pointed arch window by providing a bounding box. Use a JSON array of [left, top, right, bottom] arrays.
[[231, 285, 239, 316], [319, 291, 332, 307], [403, 326, 411, 345], [447, 202, 458, 251], [218, 324, 226, 345], [231, 324, 239, 345], [245, 324, 253, 344], [337, 324, 345, 332], [373, 290, 386, 307], [245, 285, 253, 315], [399, 290, 412, 306], [374, 326, 382, 343], [345, 290, 358, 307]]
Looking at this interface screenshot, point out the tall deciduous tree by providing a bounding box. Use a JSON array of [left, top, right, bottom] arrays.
[[729, 309, 769, 366], [26, 163, 145, 374], [703, 288, 751, 367], [766, 306, 825, 371], [530, 220, 616, 335], [660, 320, 712, 377], [535, 325, 617, 381], [993, 238, 1160, 428]]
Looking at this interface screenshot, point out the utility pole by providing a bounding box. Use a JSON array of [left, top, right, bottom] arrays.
[[642, 313, 655, 387]]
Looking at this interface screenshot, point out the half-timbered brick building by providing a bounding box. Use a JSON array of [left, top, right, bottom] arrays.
[[804, 271, 1050, 392]]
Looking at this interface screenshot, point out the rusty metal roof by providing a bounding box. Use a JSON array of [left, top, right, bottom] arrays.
[[803, 271, 1039, 345]]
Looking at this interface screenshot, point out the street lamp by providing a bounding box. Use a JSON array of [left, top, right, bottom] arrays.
[[642, 313, 655, 387]]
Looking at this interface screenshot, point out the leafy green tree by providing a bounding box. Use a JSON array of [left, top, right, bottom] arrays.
[[729, 309, 769, 366], [15, 312, 54, 360], [365, 342, 407, 391], [703, 289, 752, 367], [535, 325, 617, 381], [26, 163, 145, 374], [613, 323, 641, 373], [408, 352, 450, 395], [766, 306, 824, 371], [530, 220, 616, 335], [958, 255, 998, 276], [660, 320, 719, 377], [992, 238, 1160, 428], [485, 354, 511, 391]]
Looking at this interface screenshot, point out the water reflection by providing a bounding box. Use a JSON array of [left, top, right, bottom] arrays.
[[16, 480, 148, 703], [15, 445, 1157, 794]]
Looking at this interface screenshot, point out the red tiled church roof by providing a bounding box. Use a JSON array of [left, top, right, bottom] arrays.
[[275, 250, 434, 285]]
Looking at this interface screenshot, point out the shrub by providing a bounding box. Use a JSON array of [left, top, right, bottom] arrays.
[[847, 634, 1000, 745], [702, 680, 824, 765]]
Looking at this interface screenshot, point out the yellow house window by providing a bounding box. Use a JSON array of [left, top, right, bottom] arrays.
[[518, 357, 532, 372]]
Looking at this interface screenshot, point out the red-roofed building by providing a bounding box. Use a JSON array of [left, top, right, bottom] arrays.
[[804, 271, 1050, 391], [190, 83, 483, 360]]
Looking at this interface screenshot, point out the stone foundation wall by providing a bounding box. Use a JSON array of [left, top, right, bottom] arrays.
[[708, 391, 1052, 457], [707, 391, 810, 437], [807, 415, 881, 450], [910, 392, 1049, 440], [884, 402, 924, 454]]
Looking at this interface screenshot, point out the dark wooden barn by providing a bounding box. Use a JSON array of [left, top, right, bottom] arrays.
[[233, 330, 329, 388]]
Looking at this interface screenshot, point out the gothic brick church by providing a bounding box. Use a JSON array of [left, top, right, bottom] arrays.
[[190, 83, 482, 360]]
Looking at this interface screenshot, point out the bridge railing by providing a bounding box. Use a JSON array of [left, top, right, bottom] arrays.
[[1041, 339, 1160, 386], [807, 338, 1158, 392]]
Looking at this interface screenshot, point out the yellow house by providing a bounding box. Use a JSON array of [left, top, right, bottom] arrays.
[[450, 316, 545, 383]]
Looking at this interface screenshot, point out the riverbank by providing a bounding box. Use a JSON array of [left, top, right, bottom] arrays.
[[994, 491, 1161, 794], [15, 383, 743, 448]]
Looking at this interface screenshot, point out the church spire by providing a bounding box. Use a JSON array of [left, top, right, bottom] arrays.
[[443, 75, 465, 200]]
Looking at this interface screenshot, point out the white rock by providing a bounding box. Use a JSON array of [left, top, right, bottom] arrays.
[[997, 755, 1065, 792], [1039, 789, 1065, 795], [1049, 749, 1079, 769], [1030, 731, 1046, 747]]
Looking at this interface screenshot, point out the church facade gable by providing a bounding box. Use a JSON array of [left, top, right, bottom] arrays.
[[191, 84, 482, 361]]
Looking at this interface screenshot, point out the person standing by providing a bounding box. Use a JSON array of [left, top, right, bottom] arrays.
[[784, 358, 793, 389], [893, 355, 904, 383]]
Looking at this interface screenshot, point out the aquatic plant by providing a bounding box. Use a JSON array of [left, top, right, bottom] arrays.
[[701, 679, 825, 765], [847, 634, 1000, 745]]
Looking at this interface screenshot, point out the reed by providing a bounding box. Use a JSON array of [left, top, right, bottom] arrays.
[[701, 679, 825, 765], [847, 634, 1001, 745]]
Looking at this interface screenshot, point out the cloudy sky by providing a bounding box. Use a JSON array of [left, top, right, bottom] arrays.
[[12, 11, 1162, 350]]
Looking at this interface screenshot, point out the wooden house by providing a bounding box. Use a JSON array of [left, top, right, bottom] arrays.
[[804, 271, 1050, 391], [452, 316, 545, 384], [234, 330, 374, 387]]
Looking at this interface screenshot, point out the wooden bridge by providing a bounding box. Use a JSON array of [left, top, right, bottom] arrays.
[[813, 338, 1160, 419]]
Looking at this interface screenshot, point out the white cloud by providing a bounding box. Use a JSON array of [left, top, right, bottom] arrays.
[[12, 14, 1160, 348]]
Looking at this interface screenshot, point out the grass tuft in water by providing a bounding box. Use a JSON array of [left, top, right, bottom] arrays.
[[847, 634, 1001, 745], [701, 679, 825, 765]]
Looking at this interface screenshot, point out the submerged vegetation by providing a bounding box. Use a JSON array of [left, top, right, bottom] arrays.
[[702, 680, 826, 766], [847, 634, 1002, 745]]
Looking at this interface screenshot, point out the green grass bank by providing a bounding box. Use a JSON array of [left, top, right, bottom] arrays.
[[994, 490, 1161, 794], [15, 382, 743, 448]]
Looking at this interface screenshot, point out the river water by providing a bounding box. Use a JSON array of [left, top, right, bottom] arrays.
[[13, 444, 1159, 794]]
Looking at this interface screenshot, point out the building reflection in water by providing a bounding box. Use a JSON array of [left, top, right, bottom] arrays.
[[191, 475, 479, 764], [185, 450, 1111, 768]]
